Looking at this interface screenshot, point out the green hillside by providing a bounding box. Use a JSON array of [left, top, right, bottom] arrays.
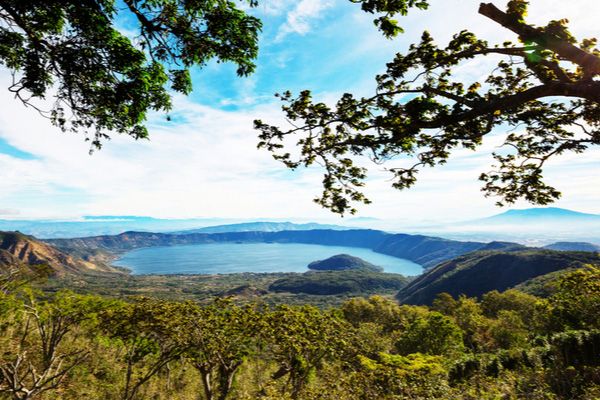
[[397, 249, 600, 305], [307, 254, 383, 272]]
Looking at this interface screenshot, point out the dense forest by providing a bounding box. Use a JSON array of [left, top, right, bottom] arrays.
[[1, 264, 599, 399]]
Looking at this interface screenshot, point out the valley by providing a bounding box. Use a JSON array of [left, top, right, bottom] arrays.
[[3, 210, 600, 307]]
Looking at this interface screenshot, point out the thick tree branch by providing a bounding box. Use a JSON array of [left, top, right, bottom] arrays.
[[478, 2, 600, 76], [394, 81, 600, 137]]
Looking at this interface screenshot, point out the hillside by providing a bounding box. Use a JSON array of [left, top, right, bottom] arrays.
[[307, 254, 383, 272], [374, 234, 485, 268], [543, 241, 600, 252], [47, 229, 389, 253], [0, 231, 119, 276], [396, 249, 600, 305]]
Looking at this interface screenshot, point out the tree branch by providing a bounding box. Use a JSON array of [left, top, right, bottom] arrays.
[[478, 2, 600, 76]]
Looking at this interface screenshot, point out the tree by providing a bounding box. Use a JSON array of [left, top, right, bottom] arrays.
[[394, 311, 464, 357], [184, 300, 261, 400], [450, 295, 494, 352], [549, 265, 600, 330], [97, 297, 189, 400], [0, 0, 261, 149], [355, 352, 448, 399], [0, 291, 97, 400], [256, 0, 600, 214], [263, 305, 349, 399], [480, 289, 540, 324], [431, 292, 458, 316], [341, 295, 419, 333], [0, 263, 51, 296]]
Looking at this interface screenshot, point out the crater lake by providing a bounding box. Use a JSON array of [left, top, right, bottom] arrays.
[[113, 242, 422, 275]]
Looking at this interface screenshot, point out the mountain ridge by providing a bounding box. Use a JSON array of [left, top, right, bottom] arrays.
[[396, 248, 600, 305], [172, 221, 352, 234], [0, 231, 119, 276], [478, 207, 600, 224]]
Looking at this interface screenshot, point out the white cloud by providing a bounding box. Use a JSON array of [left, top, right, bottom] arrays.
[[254, 0, 295, 17], [1, 74, 600, 223], [275, 0, 334, 41], [0, 208, 19, 216], [0, 74, 332, 220]]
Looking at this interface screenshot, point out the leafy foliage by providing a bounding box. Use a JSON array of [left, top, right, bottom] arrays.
[[263, 305, 349, 399], [0, 0, 261, 149], [98, 297, 190, 400], [395, 311, 464, 356], [549, 265, 600, 330], [1, 280, 600, 399], [184, 299, 261, 400], [349, 0, 429, 38], [256, 0, 600, 214]]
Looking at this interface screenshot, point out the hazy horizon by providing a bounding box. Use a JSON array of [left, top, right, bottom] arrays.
[[2, 206, 600, 245]]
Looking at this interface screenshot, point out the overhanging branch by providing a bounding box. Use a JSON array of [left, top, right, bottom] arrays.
[[478, 2, 600, 76]]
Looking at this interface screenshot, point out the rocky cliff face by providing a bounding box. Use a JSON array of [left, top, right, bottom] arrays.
[[0, 232, 120, 276]]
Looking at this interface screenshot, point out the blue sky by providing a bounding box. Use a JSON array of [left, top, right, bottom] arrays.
[[0, 138, 36, 160], [1, 0, 600, 224]]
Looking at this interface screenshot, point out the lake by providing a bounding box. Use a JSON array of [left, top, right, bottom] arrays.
[[113, 242, 422, 276]]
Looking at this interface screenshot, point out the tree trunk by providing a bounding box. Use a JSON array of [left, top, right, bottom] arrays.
[[197, 365, 213, 400], [217, 365, 239, 400]]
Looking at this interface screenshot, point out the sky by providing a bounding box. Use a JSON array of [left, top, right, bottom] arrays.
[[1, 0, 600, 224]]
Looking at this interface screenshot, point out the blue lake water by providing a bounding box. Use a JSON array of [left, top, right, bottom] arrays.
[[113, 242, 422, 276]]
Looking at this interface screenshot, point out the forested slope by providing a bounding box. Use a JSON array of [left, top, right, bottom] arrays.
[[397, 249, 600, 305]]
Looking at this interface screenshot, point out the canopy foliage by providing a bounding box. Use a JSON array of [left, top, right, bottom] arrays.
[[0, 0, 261, 148], [256, 0, 600, 214]]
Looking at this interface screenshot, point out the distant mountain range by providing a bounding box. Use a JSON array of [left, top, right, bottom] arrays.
[[0, 217, 352, 239], [419, 207, 600, 245], [0, 216, 233, 238], [477, 207, 600, 224], [172, 221, 351, 234], [3, 207, 600, 243]]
